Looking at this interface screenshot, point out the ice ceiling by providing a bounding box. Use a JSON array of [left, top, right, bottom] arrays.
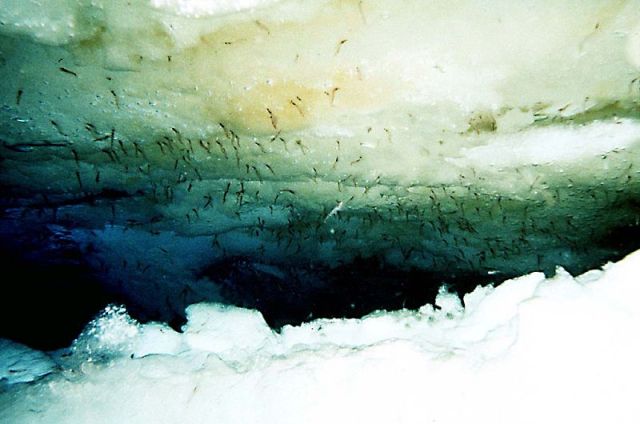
[[1, 0, 640, 339]]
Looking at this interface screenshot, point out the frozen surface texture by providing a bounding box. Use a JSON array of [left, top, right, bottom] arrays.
[[2, 249, 640, 423], [1, 2, 639, 421], [0, 340, 57, 385], [1, 1, 640, 318]]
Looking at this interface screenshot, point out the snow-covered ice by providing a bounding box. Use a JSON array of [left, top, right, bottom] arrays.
[[2, 249, 640, 423]]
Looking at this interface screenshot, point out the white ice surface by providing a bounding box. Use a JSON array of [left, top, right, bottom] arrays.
[[149, 0, 281, 17], [2, 249, 640, 423], [449, 119, 640, 169], [0, 340, 56, 385]]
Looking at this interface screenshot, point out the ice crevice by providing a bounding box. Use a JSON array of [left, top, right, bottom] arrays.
[[1, 1, 640, 421]]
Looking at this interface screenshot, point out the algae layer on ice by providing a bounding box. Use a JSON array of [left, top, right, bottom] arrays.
[[1, 0, 640, 313]]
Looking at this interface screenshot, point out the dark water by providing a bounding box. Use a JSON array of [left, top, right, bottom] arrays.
[[0, 228, 116, 350], [197, 256, 503, 329], [2, 217, 640, 351]]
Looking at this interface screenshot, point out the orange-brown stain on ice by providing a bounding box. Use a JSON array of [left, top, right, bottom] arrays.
[[179, 0, 395, 134]]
